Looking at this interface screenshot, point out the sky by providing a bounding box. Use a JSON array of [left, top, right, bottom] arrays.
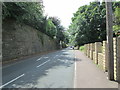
[[42, 0, 96, 29]]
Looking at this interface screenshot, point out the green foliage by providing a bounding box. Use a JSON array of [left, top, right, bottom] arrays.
[[2, 2, 45, 32], [2, 2, 26, 19], [113, 7, 120, 33], [46, 19, 57, 38], [68, 1, 120, 46], [49, 17, 68, 43], [2, 2, 69, 46], [113, 25, 120, 32], [79, 46, 85, 51]]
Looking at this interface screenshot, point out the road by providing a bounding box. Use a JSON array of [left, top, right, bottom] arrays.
[[1, 48, 75, 88]]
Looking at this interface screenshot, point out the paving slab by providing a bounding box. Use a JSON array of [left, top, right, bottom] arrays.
[[74, 50, 118, 88]]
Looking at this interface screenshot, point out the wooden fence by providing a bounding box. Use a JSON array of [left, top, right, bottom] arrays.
[[84, 37, 120, 82]]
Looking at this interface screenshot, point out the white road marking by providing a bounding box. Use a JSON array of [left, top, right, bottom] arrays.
[[53, 55, 59, 58], [74, 55, 77, 88], [43, 57, 49, 59], [36, 57, 42, 61], [36, 56, 49, 61], [57, 59, 61, 60], [36, 59, 50, 68], [0, 74, 25, 88]]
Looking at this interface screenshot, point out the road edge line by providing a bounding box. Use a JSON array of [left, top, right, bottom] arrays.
[[74, 52, 77, 88]]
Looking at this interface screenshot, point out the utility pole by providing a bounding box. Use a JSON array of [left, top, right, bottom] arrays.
[[105, 0, 114, 80], [0, 2, 2, 87]]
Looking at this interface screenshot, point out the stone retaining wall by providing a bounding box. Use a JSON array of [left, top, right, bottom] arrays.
[[2, 19, 58, 62]]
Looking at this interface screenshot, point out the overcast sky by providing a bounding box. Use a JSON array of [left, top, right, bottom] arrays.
[[42, 0, 97, 29]]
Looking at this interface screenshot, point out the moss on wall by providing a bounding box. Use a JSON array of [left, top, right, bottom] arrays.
[[2, 19, 58, 61]]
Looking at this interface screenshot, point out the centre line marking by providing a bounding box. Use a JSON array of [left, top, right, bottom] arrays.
[[36, 59, 50, 68], [44, 57, 49, 59], [0, 74, 25, 88], [36, 57, 42, 61]]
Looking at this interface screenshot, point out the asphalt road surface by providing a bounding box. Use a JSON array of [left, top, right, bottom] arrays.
[[2, 48, 75, 88]]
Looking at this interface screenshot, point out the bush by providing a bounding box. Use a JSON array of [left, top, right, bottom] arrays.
[[79, 46, 85, 51]]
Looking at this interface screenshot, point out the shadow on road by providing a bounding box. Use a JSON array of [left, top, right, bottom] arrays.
[[3, 49, 82, 88]]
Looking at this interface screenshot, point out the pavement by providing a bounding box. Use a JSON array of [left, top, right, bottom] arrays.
[[74, 50, 118, 88], [118, 83, 120, 90]]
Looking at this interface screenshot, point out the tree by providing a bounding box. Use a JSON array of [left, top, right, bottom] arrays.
[[113, 7, 120, 34], [2, 2, 45, 32], [49, 17, 66, 43], [68, 1, 120, 46], [45, 19, 57, 38], [2, 2, 69, 47]]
